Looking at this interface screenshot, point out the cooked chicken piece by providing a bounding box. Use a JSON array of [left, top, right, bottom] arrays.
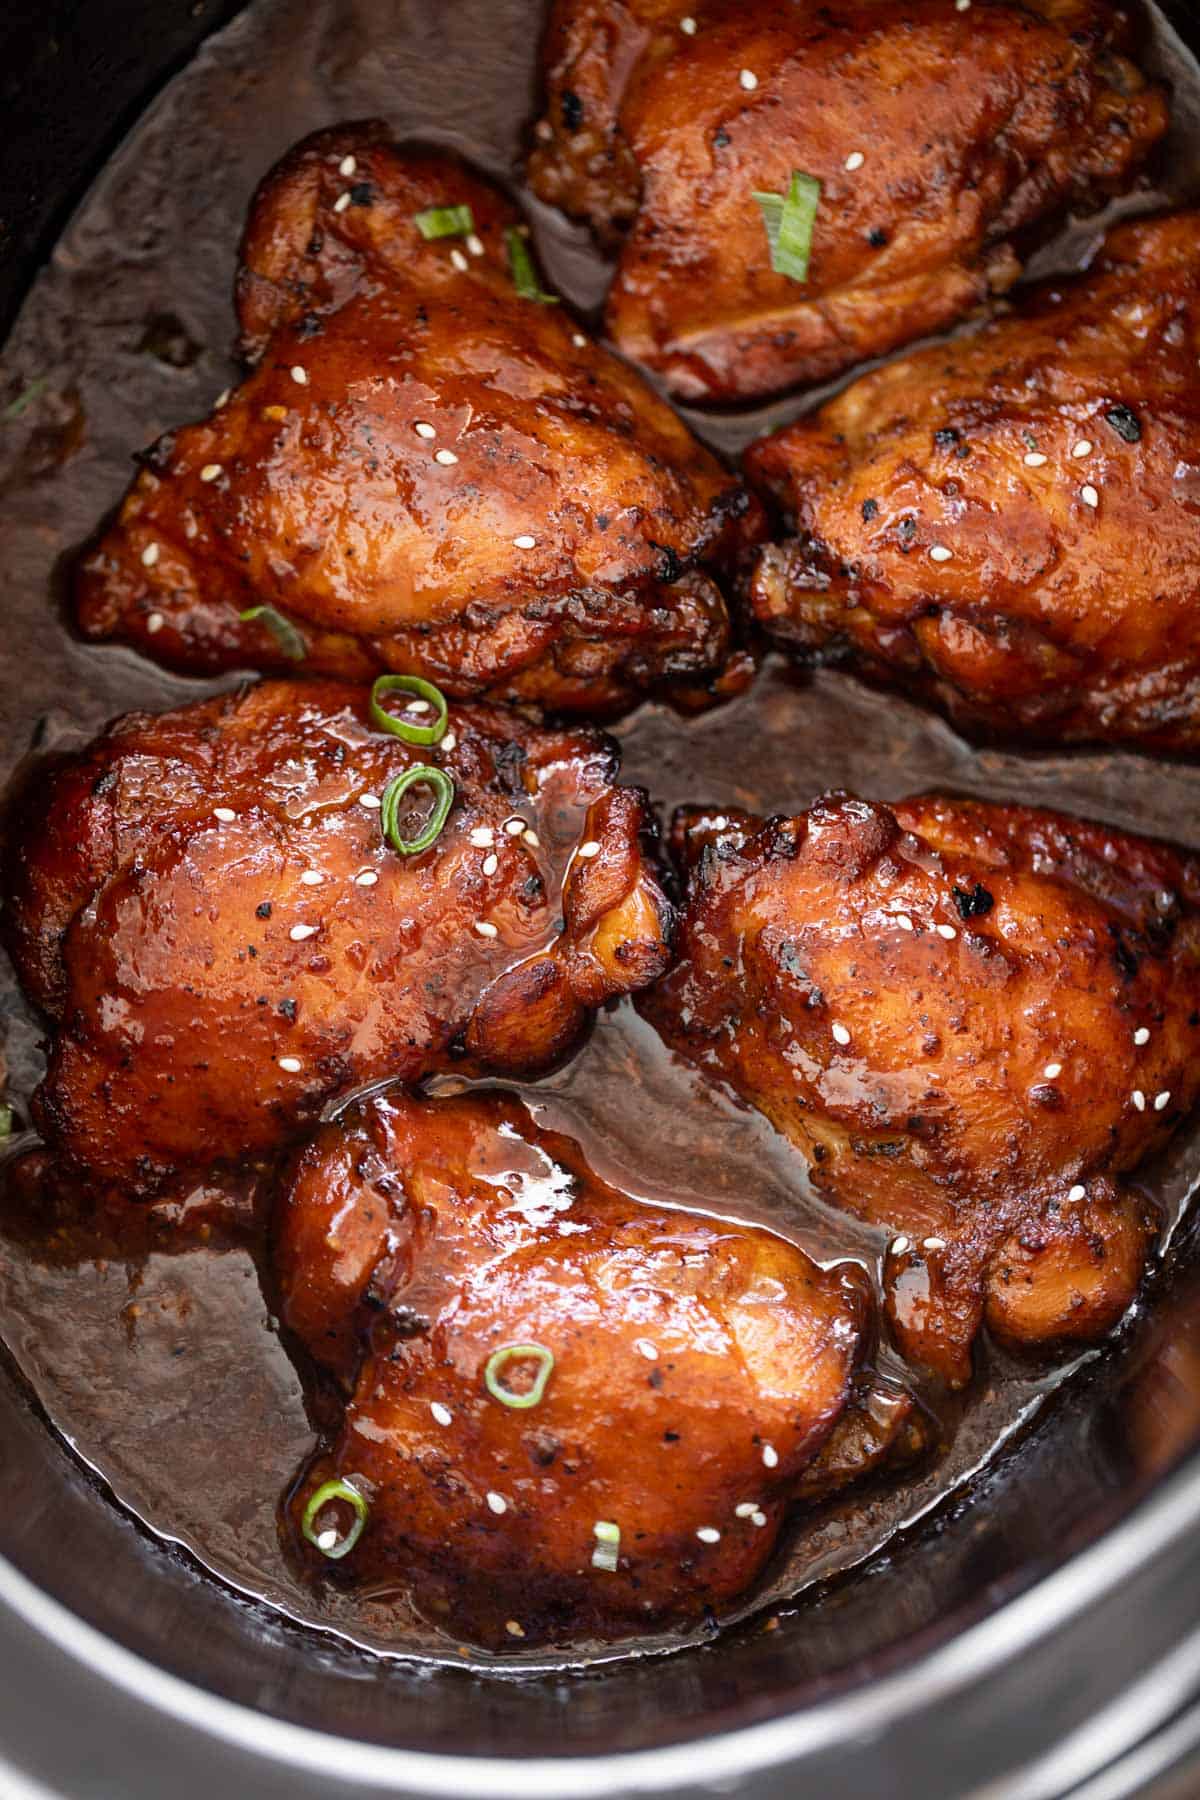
[[528, 0, 1167, 402], [1, 681, 670, 1194], [74, 123, 761, 714], [747, 214, 1200, 752], [275, 1088, 920, 1647], [640, 793, 1200, 1384]]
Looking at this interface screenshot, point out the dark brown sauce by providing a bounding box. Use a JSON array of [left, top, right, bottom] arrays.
[[2, 0, 1200, 1671]]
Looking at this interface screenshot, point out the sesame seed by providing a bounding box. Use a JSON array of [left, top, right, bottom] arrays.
[[414, 421, 436, 439], [891, 1235, 911, 1256], [1068, 1184, 1086, 1203], [467, 234, 484, 257], [354, 869, 378, 887], [1132, 1089, 1146, 1112], [936, 923, 957, 940], [440, 732, 457, 752], [750, 1510, 767, 1528], [317, 1528, 338, 1551], [290, 365, 308, 385], [739, 68, 758, 89], [514, 533, 537, 549], [406, 698, 432, 713], [200, 463, 222, 482], [831, 1022, 851, 1046], [214, 388, 231, 409], [930, 544, 953, 562], [896, 913, 914, 931], [1081, 485, 1099, 509], [578, 840, 601, 859], [845, 151, 865, 172], [523, 829, 540, 849], [696, 1526, 721, 1544], [506, 1620, 525, 1638], [1134, 1027, 1150, 1046], [450, 248, 469, 273], [339, 154, 357, 177], [572, 332, 587, 348], [635, 1339, 659, 1361], [1043, 1062, 1063, 1080], [1158, 891, 1174, 911], [141, 542, 160, 568], [358, 793, 381, 810], [1155, 1090, 1172, 1111], [334, 192, 351, 213], [486, 1491, 507, 1515], [290, 923, 319, 942], [680, 13, 697, 32], [469, 826, 495, 848], [475, 920, 499, 939], [431, 1402, 452, 1426], [278, 1056, 302, 1073], [956, 0, 970, 11], [1024, 451, 1047, 468], [213, 807, 237, 823], [505, 818, 525, 835], [434, 448, 459, 466], [146, 612, 165, 634], [1072, 440, 1093, 458], [761, 1443, 779, 1469], [482, 854, 499, 876], [300, 870, 324, 887], [923, 1237, 946, 1251], [735, 1503, 757, 1518]]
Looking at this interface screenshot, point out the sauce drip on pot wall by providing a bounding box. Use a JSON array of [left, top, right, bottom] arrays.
[[2, 0, 1200, 1667]]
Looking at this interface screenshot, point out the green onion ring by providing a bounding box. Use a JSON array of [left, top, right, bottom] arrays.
[[369, 674, 449, 746], [301, 1477, 368, 1560], [238, 604, 307, 661], [484, 1343, 555, 1409], [504, 228, 559, 304], [380, 765, 455, 856]]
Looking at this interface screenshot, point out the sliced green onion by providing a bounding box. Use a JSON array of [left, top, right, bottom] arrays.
[[0, 1105, 12, 1140], [380, 765, 455, 856], [414, 204, 475, 240], [484, 1342, 554, 1409], [301, 1477, 368, 1560], [504, 229, 559, 304], [753, 171, 822, 283], [591, 1519, 620, 1573], [369, 674, 449, 746], [2, 377, 48, 423], [238, 604, 307, 661]]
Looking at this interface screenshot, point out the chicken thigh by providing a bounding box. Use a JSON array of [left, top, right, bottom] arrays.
[[747, 214, 1200, 752], [274, 1087, 922, 1647], [74, 123, 760, 712], [2, 681, 670, 1194], [528, 0, 1166, 402], [639, 793, 1200, 1384]]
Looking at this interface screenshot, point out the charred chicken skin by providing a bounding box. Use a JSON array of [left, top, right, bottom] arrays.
[[528, 0, 1167, 402], [1, 681, 670, 1194], [747, 214, 1200, 753], [639, 793, 1200, 1385], [74, 123, 761, 712], [276, 1087, 921, 1646]]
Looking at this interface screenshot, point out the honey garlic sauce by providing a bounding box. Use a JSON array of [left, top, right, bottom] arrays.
[[1, 0, 1200, 1667]]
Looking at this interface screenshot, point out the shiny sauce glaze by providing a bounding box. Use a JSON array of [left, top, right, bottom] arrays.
[[2, 0, 1200, 1666]]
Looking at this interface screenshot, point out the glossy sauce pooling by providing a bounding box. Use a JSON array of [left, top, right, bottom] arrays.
[[2, 0, 1200, 1668]]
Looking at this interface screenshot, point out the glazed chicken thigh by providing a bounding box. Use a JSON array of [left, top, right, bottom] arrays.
[[74, 123, 760, 712], [528, 0, 1166, 402], [275, 1088, 922, 1646], [2, 681, 670, 1194], [640, 794, 1200, 1385], [748, 214, 1200, 752]]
